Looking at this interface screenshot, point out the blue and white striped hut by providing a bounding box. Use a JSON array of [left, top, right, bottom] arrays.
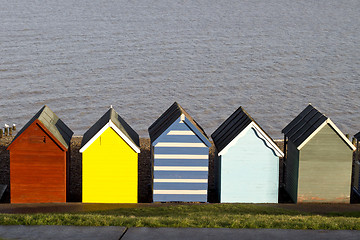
[[212, 106, 283, 203], [148, 102, 211, 202]]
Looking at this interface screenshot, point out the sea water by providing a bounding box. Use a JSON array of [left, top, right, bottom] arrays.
[[1, 0, 359, 138]]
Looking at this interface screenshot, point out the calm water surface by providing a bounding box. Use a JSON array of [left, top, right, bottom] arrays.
[[1, 0, 359, 138]]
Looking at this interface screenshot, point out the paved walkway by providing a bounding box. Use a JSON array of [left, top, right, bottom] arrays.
[[0, 226, 359, 240], [0, 226, 126, 240]]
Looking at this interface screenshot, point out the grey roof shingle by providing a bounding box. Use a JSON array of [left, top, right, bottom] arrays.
[[354, 132, 360, 141], [211, 106, 277, 153], [81, 107, 139, 149], [148, 102, 209, 143], [211, 106, 252, 153], [282, 104, 328, 147], [10, 105, 73, 149]]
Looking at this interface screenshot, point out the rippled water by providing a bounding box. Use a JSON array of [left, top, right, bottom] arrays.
[[1, 0, 359, 138]]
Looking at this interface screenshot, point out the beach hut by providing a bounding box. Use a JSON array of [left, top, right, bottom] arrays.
[[148, 102, 211, 202], [79, 107, 140, 203], [352, 133, 360, 197], [282, 104, 355, 203], [7, 105, 73, 203], [211, 106, 283, 203]]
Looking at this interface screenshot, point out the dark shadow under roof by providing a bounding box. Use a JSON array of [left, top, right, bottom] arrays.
[[10, 105, 73, 149], [282, 104, 328, 148], [148, 102, 209, 143], [81, 107, 139, 149]]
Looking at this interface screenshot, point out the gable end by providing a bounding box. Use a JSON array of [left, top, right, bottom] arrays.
[[79, 120, 140, 153], [218, 122, 283, 157], [7, 119, 67, 152], [298, 120, 355, 151]]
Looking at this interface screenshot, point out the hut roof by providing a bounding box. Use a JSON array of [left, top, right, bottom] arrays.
[[211, 106, 283, 157], [9, 105, 73, 149], [282, 104, 355, 150], [148, 102, 209, 144], [80, 107, 140, 153], [354, 132, 360, 141]]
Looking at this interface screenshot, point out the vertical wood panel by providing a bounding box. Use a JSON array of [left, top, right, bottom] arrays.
[[299, 124, 353, 203], [82, 127, 138, 203], [354, 162, 360, 190], [220, 128, 279, 203], [10, 122, 67, 203], [285, 140, 300, 203]]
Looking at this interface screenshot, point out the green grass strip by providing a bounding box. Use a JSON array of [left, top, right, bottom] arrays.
[[0, 204, 359, 230]]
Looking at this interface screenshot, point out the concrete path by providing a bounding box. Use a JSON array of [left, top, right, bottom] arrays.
[[0, 225, 126, 240], [0, 226, 359, 240], [122, 227, 360, 240]]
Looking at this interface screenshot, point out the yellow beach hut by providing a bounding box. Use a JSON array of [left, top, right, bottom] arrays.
[[79, 107, 140, 203]]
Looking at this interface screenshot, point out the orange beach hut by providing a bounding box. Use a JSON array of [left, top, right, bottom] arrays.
[[7, 105, 73, 203]]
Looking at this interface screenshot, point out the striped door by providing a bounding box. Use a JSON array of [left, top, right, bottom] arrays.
[[153, 120, 209, 202]]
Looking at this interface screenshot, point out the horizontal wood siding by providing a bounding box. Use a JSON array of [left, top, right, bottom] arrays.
[[154, 159, 208, 166], [154, 147, 208, 155], [153, 118, 209, 202], [10, 122, 67, 203], [153, 194, 207, 202], [154, 183, 207, 190], [220, 128, 279, 203], [82, 127, 138, 203], [154, 171, 208, 179], [285, 140, 299, 203], [299, 124, 353, 203]]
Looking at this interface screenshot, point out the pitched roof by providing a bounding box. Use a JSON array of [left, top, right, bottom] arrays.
[[354, 132, 360, 141], [282, 104, 327, 148], [282, 104, 355, 150], [211, 106, 283, 157], [148, 102, 209, 143], [9, 105, 73, 149], [211, 106, 252, 153], [80, 107, 140, 152]]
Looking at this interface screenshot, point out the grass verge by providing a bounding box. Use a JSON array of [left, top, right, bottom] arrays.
[[0, 204, 359, 230]]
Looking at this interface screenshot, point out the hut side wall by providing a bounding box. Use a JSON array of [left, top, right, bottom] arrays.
[[82, 127, 138, 203], [213, 151, 221, 203], [354, 161, 360, 191], [285, 140, 300, 203], [220, 128, 279, 203], [152, 117, 209, 202], [298, 124, 353, 203], [10, 122, 67, 203]]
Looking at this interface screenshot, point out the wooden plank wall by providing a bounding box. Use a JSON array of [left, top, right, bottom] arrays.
[[284, 140, 300, 203], [298, 124, 353, 203], [10, 122, 66, 203], [152, 117, 209, 202], [82, 127, 138, 203], [220, 128, 279, 203]]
